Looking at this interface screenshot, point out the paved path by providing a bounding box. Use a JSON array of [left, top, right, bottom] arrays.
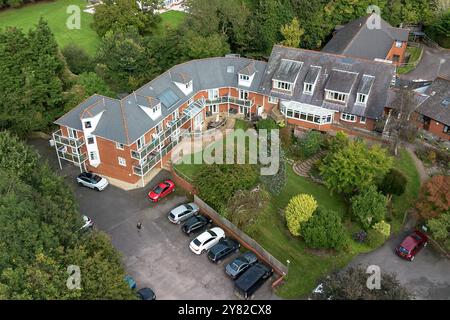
[[292, 151, 325, 177], [399, 46, 450, 81], [404, 144, 429, 185]]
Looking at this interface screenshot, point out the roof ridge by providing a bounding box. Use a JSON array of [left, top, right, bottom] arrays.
[[340, 14, 372, 54], [119, 100, 130, 145], [80, 98, 103, 119]]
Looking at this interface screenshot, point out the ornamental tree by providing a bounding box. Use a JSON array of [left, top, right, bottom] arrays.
[[284, 194, 318, 236], [416, 175, 450, 220], [351, 185, 387, 230]]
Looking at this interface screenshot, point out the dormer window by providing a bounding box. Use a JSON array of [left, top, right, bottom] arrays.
[[273, 80, 293, 92], [356, 93, 367, 105], [84, 121, 92, 129], [303, 83, 313, 95], [239, 74, 250, 81], [395, 41, 402, 48], [152, 104, 160, 114], [186, 80, 192, 89], [325, 90, 348, 103]]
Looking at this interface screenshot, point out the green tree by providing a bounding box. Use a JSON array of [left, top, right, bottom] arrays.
[[285, 194, 318, 236], [379, 169, 406, 198], [319, 139, 393, 194], [280, 17, 305, 47], [351, 185, 387, 230], [312, 267, 411, 300], [302, 209, 348, 250], [62, 43, 94, 75], [194, 164, 259, 213], [427, 211, 450, 241], [92, 0, 161, 37], [78, 72, 114, 97]]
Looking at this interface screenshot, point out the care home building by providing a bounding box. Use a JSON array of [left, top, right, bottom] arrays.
[[53, 45, 396, 187], [322, 13, 409, 65]]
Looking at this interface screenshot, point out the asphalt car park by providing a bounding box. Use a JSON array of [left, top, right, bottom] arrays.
[[29, 138, 274, 300]]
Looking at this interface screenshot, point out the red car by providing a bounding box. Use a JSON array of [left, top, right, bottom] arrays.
[[148, 180, 175, 202], [395, 230, 428, 261]]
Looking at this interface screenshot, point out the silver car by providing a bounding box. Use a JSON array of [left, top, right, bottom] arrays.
[[76, 172, 109, 191], [168, 203, 200, 224]]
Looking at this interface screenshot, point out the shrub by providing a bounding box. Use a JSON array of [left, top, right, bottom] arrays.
[[351, 185, 387, 230], [260, 155, 286, 195], [297, 130, 325, 158], [366, 230, 387, 248], [416, 176, 450, 219], [194, 164, 259, 213], [372, 220, 391, 237], [379, 169, 406, 197], [280, 126, 293, 149], [427, 211, 450, 241], [256, 118, 278, 131], [302, 209, 348, 250], [284, 194, 318, 236]]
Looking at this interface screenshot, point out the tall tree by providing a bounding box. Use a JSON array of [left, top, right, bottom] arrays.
[[281, 17, 305, 48]]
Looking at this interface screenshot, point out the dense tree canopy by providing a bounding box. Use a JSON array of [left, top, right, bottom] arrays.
[[0, 131, 135, 299]]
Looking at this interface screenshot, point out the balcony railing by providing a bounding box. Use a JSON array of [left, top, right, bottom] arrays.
[[53, 129, 85, 148], [57, 149, 87, 164], [132, 129, 187, 177], [205, 95, 254, 108]]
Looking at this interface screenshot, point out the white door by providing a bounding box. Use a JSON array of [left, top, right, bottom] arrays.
[[257, 106, 264, 116], [194, 112, 204, 129]]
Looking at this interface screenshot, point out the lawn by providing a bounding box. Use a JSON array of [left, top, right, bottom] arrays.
[[390, 149, 421, 232], [159, 10, 187, 29], [397, 46, 423, 74], [0, 0, 100, 56]]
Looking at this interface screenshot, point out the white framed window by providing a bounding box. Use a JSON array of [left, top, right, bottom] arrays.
[[188, 98, 194, 105], [172, 109, 179, 120], [239, 74, 250, 81], [273, 80, 292, 92], [208, 104, 218, 114], [68, 128, 77, 139], [84, 121, 92, 129], [326, 91, 348, 103], [356, 93, 367, 105], [303, 83, 313, 95], [116, 142, 124, 150], [268, 96, 278, 104], [118, 157, 126, 167], [340, 113, 356, 122], [360, 116, 366, 124], [89, 151, 97, 161], [239, 90, 249, 100], [443, 125, 449, 134], [208, 89, 219, 100], [152, 104, 160, 114], [282, 107, 333, 125], [87, 137, 95, 144], [186, 80, 192, 89], [395, 41, 403, 48], [136, 135, 145, 150]]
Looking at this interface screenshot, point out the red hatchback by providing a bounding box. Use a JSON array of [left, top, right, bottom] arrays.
[[395, 230, 428, 261], [148, 180, 175, 202]]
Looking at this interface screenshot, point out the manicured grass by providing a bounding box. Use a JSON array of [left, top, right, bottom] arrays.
[[159, 10, 186, 29], [234, 119, 251, 131], [0, 0, 100, 56], [397, 46, 423, 74], [390, 149, 421, 232]]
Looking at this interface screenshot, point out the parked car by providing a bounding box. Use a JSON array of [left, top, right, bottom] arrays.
[[76, 172, 109, 191], [234, 263, 273, 299], [168, 202, 199, 224], [395, 229, 428, 261], [124, 275, 136, 289], [148, 179, 175, 202], [225, 251, 258, 279], [136, 287, 156, 300], [189, 227, 225, 255], [207, 238, 240, 263], [80, 215, 93, 231], [181, 215, 212, 235]]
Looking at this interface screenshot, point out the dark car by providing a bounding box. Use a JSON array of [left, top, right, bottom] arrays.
[[137, 287, 156, 300], [395, 230, 428, 261], [234, 263, 273, 299], [181, 215, 212, 235], [225, 251, 258, 279], [207, 238, 240, 263]]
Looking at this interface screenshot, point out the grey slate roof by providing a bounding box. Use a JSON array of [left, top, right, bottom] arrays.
[[322, 13, 409, 61], [55, 56, 267, 145], [273, 59, 303, 83], [416, 78, 450, 126], [325, 69, 358, 93], [259, 45, 396, 119], [171, 72, 192, 85], [239, 62, 256, 76], [357, 75, 375, 95], [304, 66, 321, 84]]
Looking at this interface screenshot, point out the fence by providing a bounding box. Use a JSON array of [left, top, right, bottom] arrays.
[[193, 195, 288, 284]]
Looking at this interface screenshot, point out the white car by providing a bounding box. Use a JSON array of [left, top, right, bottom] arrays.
[[76, 172, 109, 191], [189, 227, 225, 255], [80, 215, 93, 230], [168, 202, 200, 224]]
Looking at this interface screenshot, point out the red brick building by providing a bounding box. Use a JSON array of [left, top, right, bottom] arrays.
[[53, 45, 396, 186]]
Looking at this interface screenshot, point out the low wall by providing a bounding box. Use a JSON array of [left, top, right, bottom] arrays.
[[171, 166, 197, 194], [194, 195, 288, 280]]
